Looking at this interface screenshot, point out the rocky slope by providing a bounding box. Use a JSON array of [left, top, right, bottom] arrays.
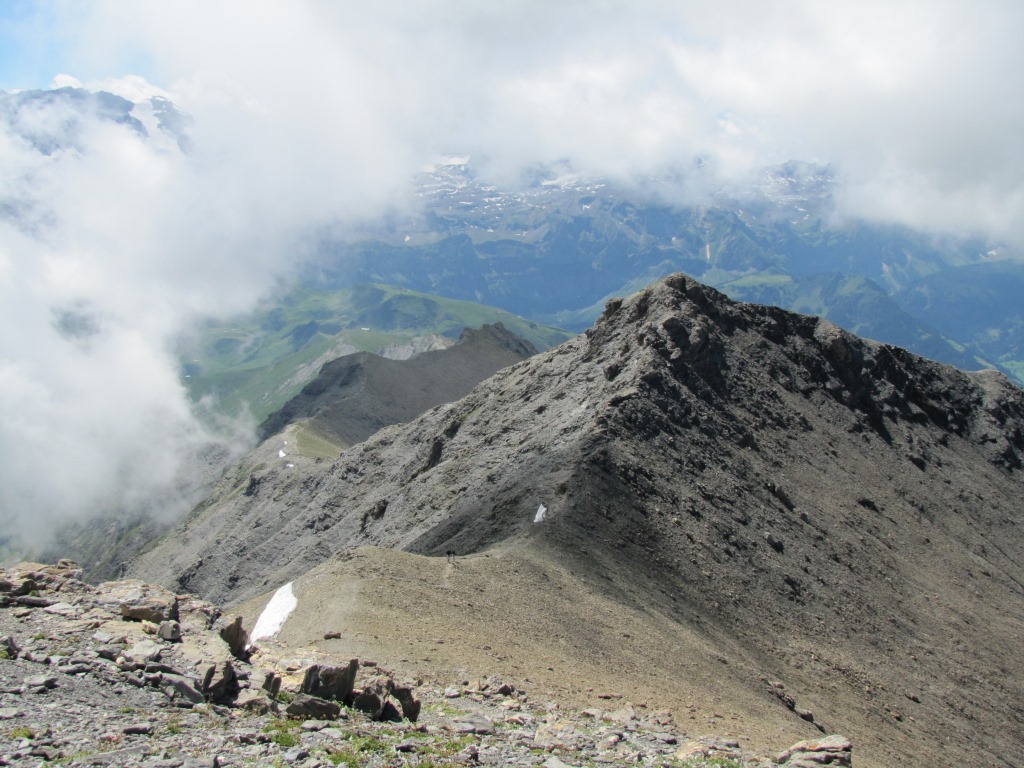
[[131, 274, 1024, 766], [1, 560, 847, 767]]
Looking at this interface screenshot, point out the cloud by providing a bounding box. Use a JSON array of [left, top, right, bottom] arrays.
[[28, 0, 1017, 240], [2, 0, 1023, 551]]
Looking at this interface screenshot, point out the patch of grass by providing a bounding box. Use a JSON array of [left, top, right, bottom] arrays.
[[428, 701, 463, 717], [0, 649, 10, 661], [263, 717, 304, 747], [343, 734, 389, 753], [271, 730, 300, 748], [673, 758, 746, 768], [164, 716, 183, 735], [8, 726, 34, 739], [416, 734, 475, 758], [325, 749, 360, 767], [294, 421, 343, 458]]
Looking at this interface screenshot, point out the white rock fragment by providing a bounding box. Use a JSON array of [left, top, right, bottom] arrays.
[[534, 504, 547, 523], [250, 582, 298, 642]]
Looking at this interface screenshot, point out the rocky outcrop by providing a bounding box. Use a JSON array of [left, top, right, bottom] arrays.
[[778, 735, 853, 766], [300, 660, 359, 703], [1, 559, 819, 766]]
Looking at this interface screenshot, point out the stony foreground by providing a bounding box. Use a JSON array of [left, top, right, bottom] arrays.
[[0, 561, 851, 767]]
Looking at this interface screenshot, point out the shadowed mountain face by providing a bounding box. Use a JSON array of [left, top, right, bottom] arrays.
[[133, 274, 1024, 767], [258, 322, 537, 449]]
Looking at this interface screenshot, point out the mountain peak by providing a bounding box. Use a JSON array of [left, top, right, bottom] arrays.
[[132, 273, 1024, 766]]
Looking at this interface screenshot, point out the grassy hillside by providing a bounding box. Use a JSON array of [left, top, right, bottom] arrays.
[[179, 283, 574, 422]]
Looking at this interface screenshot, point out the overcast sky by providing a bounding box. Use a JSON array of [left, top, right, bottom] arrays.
[[1, 0, 1022, 548]]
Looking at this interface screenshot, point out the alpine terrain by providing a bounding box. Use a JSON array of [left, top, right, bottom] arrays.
[[131, 274, 1024, 767]]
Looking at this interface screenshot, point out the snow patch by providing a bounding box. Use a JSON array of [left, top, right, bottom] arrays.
[[250, 582, 298, 642], [534, 504, 547, 523], [278, 449, 286, 458]]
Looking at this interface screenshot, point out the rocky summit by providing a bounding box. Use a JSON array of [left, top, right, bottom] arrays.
[[128, 274, 1024, 766]]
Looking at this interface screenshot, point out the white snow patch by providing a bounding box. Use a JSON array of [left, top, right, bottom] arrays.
[[278, 449, 287, 458], [534, 504, 547, 523], [250, 582, 298, 643], [286, 463, 295, 468]]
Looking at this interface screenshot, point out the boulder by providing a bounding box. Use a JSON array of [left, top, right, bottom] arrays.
[[217, 615, 250, 660], [285, 694, 341, 721], [97, 580, 179, 624], [157, 620, 182, 642], [160, 673, 205, 705], [252, 669, 282, 697], [125, 638, 163, 663], [300, 660, 358, 702], [387, 682, 421, 722], [0, 635, 20, 659], [351, 688, 385, 719], [200, 661, 239, 703], [235, 688, 280, 715], [777, 735, 853, 767]]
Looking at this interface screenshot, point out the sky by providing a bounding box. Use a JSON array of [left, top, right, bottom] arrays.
[[1, 0, 1022, 549]]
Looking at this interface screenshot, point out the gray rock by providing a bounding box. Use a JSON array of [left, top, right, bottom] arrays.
[[24, 675, 57, 689], [300, 659, 358, 702], [126, 638, 163, 663], [234, 688, 279, 715], [98, 580, 179, 623], [42, 601, 79, 617], [161, 673, 206, 705], [201, 661, 238, 703], [777, 734, 853, 767], [158, 620, 182, 642], [217, 615, 249, 660], [252, 669, 282, 696], [285, 694, 342, 721], [0, 634, 19, 659], [454, 715, 495, 735], [0, 707, 20, 720], [351, 688, 385, 719], [388, 682, 421, 722]]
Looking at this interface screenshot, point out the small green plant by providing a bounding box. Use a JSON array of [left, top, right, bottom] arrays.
[[271, 730, 299, 748], [326, 749, 359, 767], [262, 717, 302, 747], [0, 649, 10, 661], [8, 726, 34, 739], [274, 690, 295, 704], [417, 734, 475, 758], [675, 758, 745, 768], [164, 716, 183, 735], [344, 734, 389, 754]]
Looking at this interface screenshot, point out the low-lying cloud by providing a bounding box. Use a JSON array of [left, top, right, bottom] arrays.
[[2, 0, 1023, 552]]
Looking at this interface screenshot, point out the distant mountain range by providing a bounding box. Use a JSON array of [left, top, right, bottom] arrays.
[[315, 156, 1019, 383], [4, 85, 1022, 403]]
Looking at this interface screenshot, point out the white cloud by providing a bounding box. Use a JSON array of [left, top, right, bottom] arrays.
[[2, 0, 1023, 551]]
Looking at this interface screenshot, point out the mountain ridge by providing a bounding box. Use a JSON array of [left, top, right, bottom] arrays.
[[132, 273, 1024, 767]]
